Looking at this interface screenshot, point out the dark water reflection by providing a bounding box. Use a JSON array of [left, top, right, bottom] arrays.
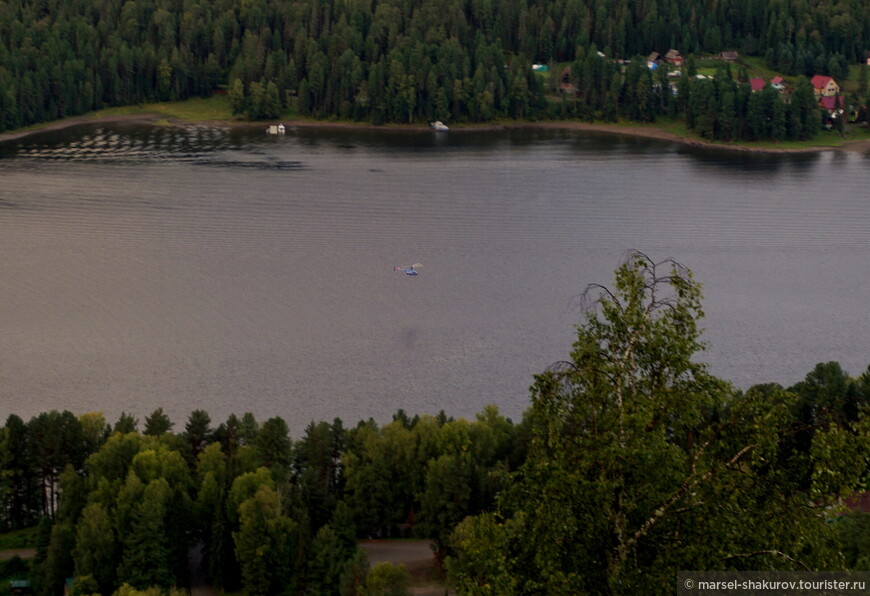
[[1, 124, 869, 432]]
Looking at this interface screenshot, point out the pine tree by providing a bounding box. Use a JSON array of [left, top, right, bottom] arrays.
[[234, 485, 296, 596], [792, 76, 821, 139], [118, 479, 173, 589], [144, 408, 173, 436], [73, 503, 116, 594], [229, 79, 246, 117], [746, 89, 767, 139], [185, 410, 213, 461]]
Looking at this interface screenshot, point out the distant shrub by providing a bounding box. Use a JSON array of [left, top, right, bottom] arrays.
[[361, 562, 412, 596]]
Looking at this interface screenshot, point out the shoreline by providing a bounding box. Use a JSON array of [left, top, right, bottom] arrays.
[[2, 112, 869, 154], [0, 113, 163, 143]]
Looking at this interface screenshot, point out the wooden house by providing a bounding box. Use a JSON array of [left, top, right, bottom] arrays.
[[810, 75, 839, 97], [664, 49, 683, 65], [719, 50, 739, 62]]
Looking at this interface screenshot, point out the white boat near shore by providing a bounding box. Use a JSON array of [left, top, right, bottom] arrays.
[[267, 124, 286, 134], [430, 121, 449, 131]]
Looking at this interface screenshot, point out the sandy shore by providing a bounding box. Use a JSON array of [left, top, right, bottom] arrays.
[[3, 112, 869, 154]]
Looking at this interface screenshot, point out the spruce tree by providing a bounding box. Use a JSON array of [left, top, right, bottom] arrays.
[[144, 408, 172, 436], [118, 479, 173, 589], [234, 485, 296, 595], [73, 503, 116, 594]]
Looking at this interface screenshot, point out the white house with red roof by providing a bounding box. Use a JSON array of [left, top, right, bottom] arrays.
[[810, 75, 839, 97], [770, 76, 784, 91]]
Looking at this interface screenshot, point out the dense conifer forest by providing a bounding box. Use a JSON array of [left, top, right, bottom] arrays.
[[1, 0, 869, 139], [2, 254, 870, 594]]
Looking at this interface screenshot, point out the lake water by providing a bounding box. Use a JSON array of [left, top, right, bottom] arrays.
[[1, 123, 869, 433]]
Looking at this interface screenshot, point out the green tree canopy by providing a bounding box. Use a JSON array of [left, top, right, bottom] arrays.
[[447, 252, 870, 594], [233, 484, 296, 595], [144, 408, 173, 436], [73, 503, 117, 593]]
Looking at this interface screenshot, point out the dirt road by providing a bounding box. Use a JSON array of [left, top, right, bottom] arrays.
[[358, 540, 453, 595], [0, 548, 36, 560]]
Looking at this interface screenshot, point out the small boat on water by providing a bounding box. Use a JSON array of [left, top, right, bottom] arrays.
[[430, 121, 449, 131], [267, 124, 286, 134], [394, 263, 422, 276]]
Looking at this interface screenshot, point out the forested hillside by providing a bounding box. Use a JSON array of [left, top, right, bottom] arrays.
[[0, 0, 868, 132], [2, 255, 870, 594]]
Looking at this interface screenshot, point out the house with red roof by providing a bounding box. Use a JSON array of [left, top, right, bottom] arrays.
[[819, 95, 845, 114], [818, 95, 848, 129], [749, 78, 766, 92], [770, 76, 785, 91], [664, 49, 683, 65], [810, 75, 839, 97]]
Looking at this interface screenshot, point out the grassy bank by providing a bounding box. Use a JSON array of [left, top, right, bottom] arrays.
[[87, 94, 234, 124], [551, 115, 870, 151], [0, 527, 38, 551]]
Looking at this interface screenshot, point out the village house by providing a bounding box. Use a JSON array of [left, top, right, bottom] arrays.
[[819, 95, 845, 115], [664, 49, 683, 65], [819, 95, 847, 129], [770, 76, 785, 91], [647, 51, 662, 67], [719, 50, 740, 62], [810, 75, 840, 97], [749, 77, 766, 92]]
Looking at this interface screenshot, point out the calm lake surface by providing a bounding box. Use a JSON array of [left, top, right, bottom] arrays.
[[1, 124, 869, 432]]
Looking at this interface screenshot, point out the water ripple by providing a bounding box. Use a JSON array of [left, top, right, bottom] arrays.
[[2, 124, 870, 432]]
